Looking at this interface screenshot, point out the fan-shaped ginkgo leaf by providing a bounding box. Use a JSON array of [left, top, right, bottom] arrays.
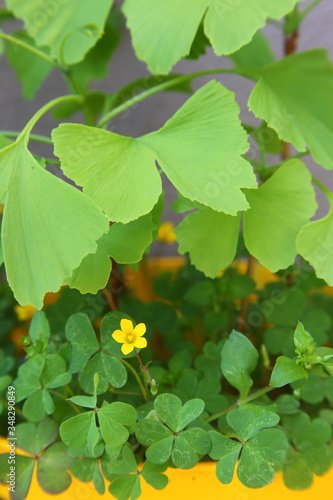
[[122, 0, 301, 73], [248, 50, 333, 169], [0, 139, 108, 308], [243, 160, 317, 272], [6, 0, 114, 64], [53, 81, 256, 223]]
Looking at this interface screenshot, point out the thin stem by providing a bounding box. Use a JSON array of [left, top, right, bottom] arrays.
[[0, 32, 60, 68], [118, 358, 148, 402], [18, 95, 84, 142], [63, 71, 95, 126], [109, 388, 143, 396], [312, 176, 333, 204], [97, 68, 258, 128], [134, 348, 153, 386], [0, 131, 54, 145], [102, 287, 118, 312], [237, 255, 257, 333], [300, 0, 323, 21], [206, 386, 275, 423], [243, 155, 262, 169], [270, 151, 310, 171]]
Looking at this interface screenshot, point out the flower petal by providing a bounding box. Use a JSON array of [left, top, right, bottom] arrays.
[[112, 330, 126, 343], [120, 318, 133, 333], [121, 343, 134, 355], [134, 323, 146, 337], [134, 337, 147, 350]]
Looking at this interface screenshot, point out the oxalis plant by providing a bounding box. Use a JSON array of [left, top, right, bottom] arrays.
[[0, 0, 333, 499]]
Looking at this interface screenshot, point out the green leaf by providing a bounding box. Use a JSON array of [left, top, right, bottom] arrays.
[[154, 394, 205, 432], [146, 436, 174, 465], [301, 444, 333, 476], [264, 288, 307, 326], [53, 81, 256, 222], [71, 19, 120, 89], [185, 280, 215, 306], [14, 354, 45, 401], [98, 402, 137, 447], [68, 395, 97, 409], [276, 395, 300, 415], [107, 214, 156, 263], [70, 458, 95, 482], [60, 412, 96, 449], [16, 419, 58, 455], [122, 0, 300, 73], [65, 313, 99, 373], [109, 474, 141, 500], [221, 330, 259, 398], [23, 389, 55, 422], [176, 209, 240, 277], [0, 140, 108, 308], [7, 0, 115, 65], [248, 50, 333, 169], [294, 322, 317, 356], [208, 431, 242, 484], [230, 31, 275, 69], [283, 454, 313, 490], [5, 31, 53, 99], [41, 354, 71, 389], [141, 461, 168, 490], [270, 356, 308, 388], [171, 434, 201, 469], [135, 419, 173, 446], [79, 352, 127, 394], [122, 0, 209, 73], [0, 454, 35, 500], [29, 311, 50, 346], [93, 462, 105, 494], [37, 443, 72, 494], [243, 160, 317, 271], [227, 405, 280, 442], [297, 205, 333, 285], [238, 428, 289, 488]]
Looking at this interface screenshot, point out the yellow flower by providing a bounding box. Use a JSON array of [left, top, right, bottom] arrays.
[[157, 221, 176, 244], [14, 304, 37, 321], [112, 319, 147, 355]]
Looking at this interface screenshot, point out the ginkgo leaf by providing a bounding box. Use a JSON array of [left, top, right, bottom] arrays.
[[176, 208, 240, 278], [53, 81, 256, 222], [5, 31, 53, 99], [6, 0, 114, 64], [122, 0, 209, 74], [0, 139, 108, 308], [65, 213, 156, 294], [243, 160, 317, 272], [53, 125, 161, 223], [122, 0, 301, 73], [204, 0, 301, 56], [248, 50, 333, 169], [296, 205, 333, 285]]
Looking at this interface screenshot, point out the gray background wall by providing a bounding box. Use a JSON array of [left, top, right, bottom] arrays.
[[0, 0, 333, 255]]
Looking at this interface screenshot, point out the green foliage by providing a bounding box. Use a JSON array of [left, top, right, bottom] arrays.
[[1, 1, 333, 498]]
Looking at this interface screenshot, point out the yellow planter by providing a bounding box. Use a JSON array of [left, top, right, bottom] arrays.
[[0, 438, 332, 500]]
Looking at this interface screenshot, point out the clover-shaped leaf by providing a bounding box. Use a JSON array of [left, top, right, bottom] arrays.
[[209, 405, 289, 487], [60, 402, 137, 452], [135, 394, 209, 469], [0, 419, 73, 497], [13, 353, 71, 422], [65, 312, 130, 395], [107, 447, 168, 500]]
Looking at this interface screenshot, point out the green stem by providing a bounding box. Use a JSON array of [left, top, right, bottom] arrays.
[[18, 95, 84, 142], [312, 176, 333, 204], [118, 358, 148, 402], [97, 68, 258, 128], [0, 32, 60, 68], [0, 131, 54, 145], [206, 386, 275, 423], [63, 71, 95, 126], [243, 155, 262, 169], [300, 0, 323, 21]]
